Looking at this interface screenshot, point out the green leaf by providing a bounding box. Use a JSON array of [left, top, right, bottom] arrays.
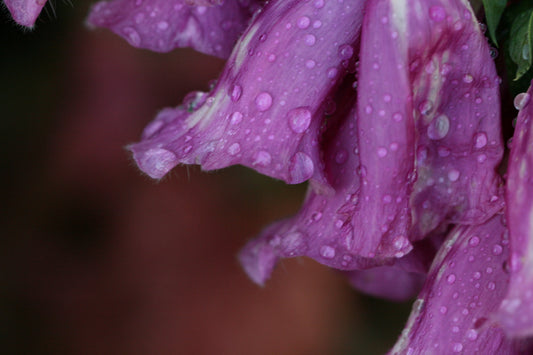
[[482, 0, 508, 46], [509, 9, 533, 81]]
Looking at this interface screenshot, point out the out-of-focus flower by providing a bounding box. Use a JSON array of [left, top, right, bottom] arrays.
[[4, 0, 47, 27], [87, 0, 262, 58]]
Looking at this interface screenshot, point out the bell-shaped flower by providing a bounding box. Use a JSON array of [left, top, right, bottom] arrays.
[[389, 214, 532, 354], [4, 0, 47, 27], [238, 0, 504, 285], [129, 0, 366, 185], [495, 85, 533, 338], [87, 0, 262, 58]]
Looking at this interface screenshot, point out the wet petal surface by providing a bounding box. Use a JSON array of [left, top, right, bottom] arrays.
[[130, 0, 365, 185], [389, 214, 527, 354], [88, 0, 261, 58], [495, 84, 533, 337]]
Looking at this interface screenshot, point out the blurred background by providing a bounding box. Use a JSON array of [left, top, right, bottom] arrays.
[[1, 2, 416, 354]]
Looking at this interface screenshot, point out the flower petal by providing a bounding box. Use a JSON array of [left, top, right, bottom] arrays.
[[389, 214, 528, 354], [87, 0, 261, 58], [405, 0, 504, 239], [4, 0, 46, 27], [129, 0, 365, 185], [356, 0, 504, 257], [495, 84, 533, 337]]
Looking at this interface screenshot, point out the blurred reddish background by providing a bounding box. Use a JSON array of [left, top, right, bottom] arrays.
[[1, 2, 411, 354]]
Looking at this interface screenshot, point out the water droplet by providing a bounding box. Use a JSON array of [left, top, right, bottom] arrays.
[[382, 195, 392, 203], [469, 236, 480, 247], [314, 0, 324, 8], [447, 274, 456, 284], [439, 306, 448, 314], [123, 27, 141, 46], [306, 59, 316, 69], [514, 93, 531, 110], [320, 245, 336, 259], [304, 34, 316, 46], [227, 143, 241, 155], [281, 232, 303, 255], [490, 47, 498, 59], [377, 147, 388, 157], [452, 343, 463, 353], [338, 44, 354, 59], [253, 150, 272, 166], [466, 329, 478, 341], [297, 16, 310, 29], [287, 107, 312, 133], [383, 94, 392, 102], [229, 111, 243, 125], [474, 132, 487, 148], [326, 67, 338, 79], [427, 114, 450, 140], [311, 212, 322, 221], [463, 74, 474, 83], [365, 105, 373, 114], [492, 244, 503, 256], [230, 84, 242, 102], [523, 43, 530, 60], [393, 112, 403, 122], [289, 152, 314, 183], [335, 149, 348, 164], [448, 169, 460, 182], [429, 5, 446, 22], [487, 282, 496, 290], [473, 271, 481, 279], [255, 92, 273, 111], [267, 54, 276, 62], [139, 148, 177, 179]]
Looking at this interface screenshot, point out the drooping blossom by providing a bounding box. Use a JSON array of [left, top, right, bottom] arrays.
[[495, 85, 533, 338], [3, 0, 48, 27]]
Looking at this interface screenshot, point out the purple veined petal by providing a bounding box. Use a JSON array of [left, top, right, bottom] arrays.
[[129, 0, 366, 185], [389, 214, 530, 355], [4, 0, 47, 27], [184, 0, 223, 5], [354, 0, 504, 258], [87, 0, 262, 58], [405, 0, 504, 238], [238, 81, 386, 286], [495, 83, 533, 337]]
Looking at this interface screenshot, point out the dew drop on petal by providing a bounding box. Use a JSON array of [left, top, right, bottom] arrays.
[[287, 107, 312, 133], [230, 84, 242, 102], [429, 5, 446, 22], [297, 16, 310, 29], [320, 245, 335, 259], [447, 274, 456, 284], [492, 244, 503, 256], [255, 92, 273, 111], [448, 169, 460, 182], [427, 115, 450, 140], [304, 34, 316, 46], [514, 92, 531, 110], [230, 112, 243, 125], [474, 132, 487, 148], [253, 150, 272, 166], [289, 152, 314, 183], [227, 143, 241, 155], [338, 44, 354, 59], [463, 74, 474, 83], [123, 27, 141, 46]]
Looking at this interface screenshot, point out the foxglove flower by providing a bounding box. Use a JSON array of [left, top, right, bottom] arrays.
[[239, 0, 504, 285], [87, 0, 262, 58], [128, 0, 365, 186], [495, 85, 533, 338], [388, 213, 532, 354], [4, 0, 47, 27]]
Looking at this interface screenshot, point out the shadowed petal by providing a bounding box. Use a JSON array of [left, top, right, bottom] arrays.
[[495, 84, 533, 337], [389, 214, 529, 354], [87, 0, 261, 58], [129, 0, 365, 185], [4, 0, 47, 27]]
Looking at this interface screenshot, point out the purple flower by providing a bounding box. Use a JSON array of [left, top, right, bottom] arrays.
[[495, 86, 533, 338], [87, 0, 533, 352], [4, 0, 48, 27]]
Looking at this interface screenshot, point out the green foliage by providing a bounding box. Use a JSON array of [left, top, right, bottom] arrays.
[[508, 8, 533, 80], [482, 0, 508, 45]]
